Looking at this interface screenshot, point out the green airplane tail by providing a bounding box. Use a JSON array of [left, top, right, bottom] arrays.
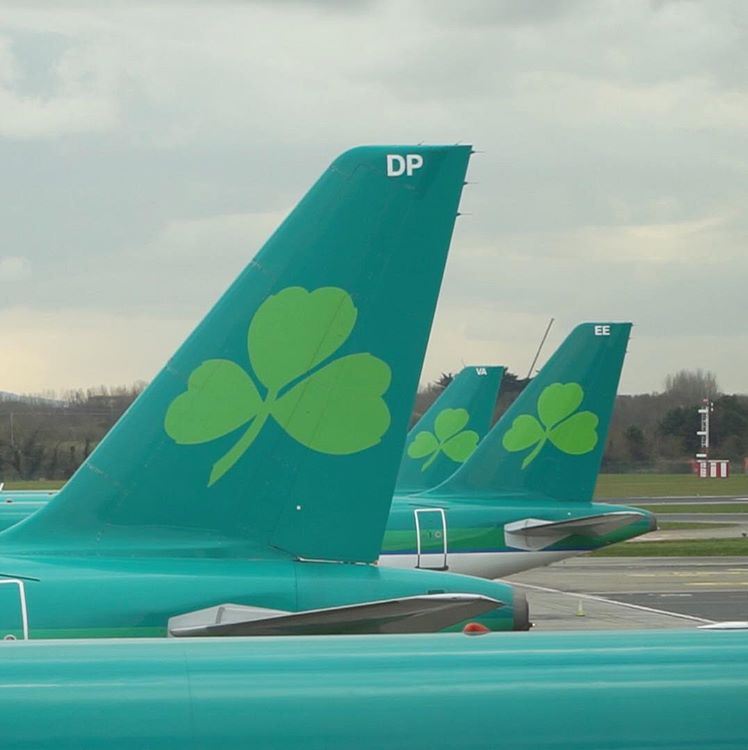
[[395, 366, 504, 495], [3, 145, 472, 562], [432, 323, 631, 503]]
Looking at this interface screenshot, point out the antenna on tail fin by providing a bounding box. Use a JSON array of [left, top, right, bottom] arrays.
[[526, 318, 555, 380]]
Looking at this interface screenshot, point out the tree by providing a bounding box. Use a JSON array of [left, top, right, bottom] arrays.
[[499, 371, 530, 396], [710, 395, 748, 462], [663, 369, 720, 407], [623, 425, 651, 463], [492, 371, 531, 423], [410, 373, 454, 428], [658, 406, 700, 454]]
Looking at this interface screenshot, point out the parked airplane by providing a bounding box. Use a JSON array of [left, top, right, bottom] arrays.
[[0, 146, 532, 639], [382, 322, 656, 578], [0, 327, 654, 582], [395, 365, 504, 495], [1, 629, 746, 748]]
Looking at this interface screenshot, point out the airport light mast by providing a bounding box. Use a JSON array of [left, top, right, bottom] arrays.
[[696, 398, 712, 460], [694, 398, 728, 478]]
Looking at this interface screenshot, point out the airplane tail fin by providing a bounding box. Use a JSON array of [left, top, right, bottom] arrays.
[[432, 323, 631, 503], [395, 366, 503, 495], [3, 146, 471, 562]]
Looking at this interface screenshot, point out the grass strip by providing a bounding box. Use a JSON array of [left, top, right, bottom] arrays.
[[591, 538, 748, 557], [656, 521, 735, 530], [2, 480, 64, 490], [595, 473, 748, 499]]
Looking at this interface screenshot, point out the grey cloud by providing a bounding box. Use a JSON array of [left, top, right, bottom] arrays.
[[0, 1, 745, 392]]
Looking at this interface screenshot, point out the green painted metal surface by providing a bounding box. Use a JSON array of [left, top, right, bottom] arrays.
[[396, 365, 504, 494], [383, 322, 652, 572], [433, 323, 631, 503], [1, 629, 747, 749], [1, 145, 471, 566], [383, 499, 653, 555], [0, 497, 48, 529]]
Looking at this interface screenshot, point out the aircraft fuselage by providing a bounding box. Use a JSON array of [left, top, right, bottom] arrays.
[[381, 496, 655, 577], [0, 492, 655, 580], [0, 553, 524, 639], [1, 629, 746, 749]]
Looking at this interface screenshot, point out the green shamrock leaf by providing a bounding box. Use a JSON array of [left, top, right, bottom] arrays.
[[165, 360, 262, 444], [434, 407, 469, 442], [272, 353, 391, 454], [501, 382, 599, 469], [248, 286, 357, 391], [441, 431, 479, 463], [537, 383, 584, 429], [501, 414, 544, 453], [164, 286, 391, 486], [406, 407, 479, 471], [548, 411, 599, 455], [407, 432, 440, 459]]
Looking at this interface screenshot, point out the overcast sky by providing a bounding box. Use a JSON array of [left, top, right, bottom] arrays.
[[0, 0, 745, 396]]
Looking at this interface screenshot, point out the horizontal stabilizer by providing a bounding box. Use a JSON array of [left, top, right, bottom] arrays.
[[504, 511, 646, 551], [168, 593, 503, 637], [699, 622, 748, 630]]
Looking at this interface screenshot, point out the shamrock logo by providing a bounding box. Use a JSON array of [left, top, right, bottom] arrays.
[[164, 286, 391, 486], [406, 407, 479, 471], [501, 382, 598, 469]]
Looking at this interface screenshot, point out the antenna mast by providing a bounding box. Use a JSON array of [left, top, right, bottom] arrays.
[[526, 318, 555, 380]]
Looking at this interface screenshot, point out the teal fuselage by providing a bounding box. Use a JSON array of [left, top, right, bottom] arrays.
[[0, 553, 523, 639], [0, 492, 654, 579], [1, 629, 747, 749], [0, 493, 51, 528], [382, 495, 655, 577]]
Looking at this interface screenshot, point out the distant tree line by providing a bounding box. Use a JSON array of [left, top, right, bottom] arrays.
[[0, 369, 745, 481], [413, 368, 747, 474], [0, 384, 145, 481]]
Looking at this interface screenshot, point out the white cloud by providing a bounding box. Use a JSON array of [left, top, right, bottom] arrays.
[[140, 211, 286, 262], [0, 35, 119, 138]]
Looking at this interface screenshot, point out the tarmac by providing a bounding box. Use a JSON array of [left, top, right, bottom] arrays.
[[602, 495, 748, 505], [506, 556, 748, 631], [633, 524, 748, 541]]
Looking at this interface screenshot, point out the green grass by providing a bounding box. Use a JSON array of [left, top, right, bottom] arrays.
[[594, 473, 748, 499], [1, 480, 64, 490], [634, 503, 748, 514], [656, 521, 734, 530], [592, 538, 748, 557]]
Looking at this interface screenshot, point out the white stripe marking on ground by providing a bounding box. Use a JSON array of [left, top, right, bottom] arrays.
[[510, 581, 716, 624]]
